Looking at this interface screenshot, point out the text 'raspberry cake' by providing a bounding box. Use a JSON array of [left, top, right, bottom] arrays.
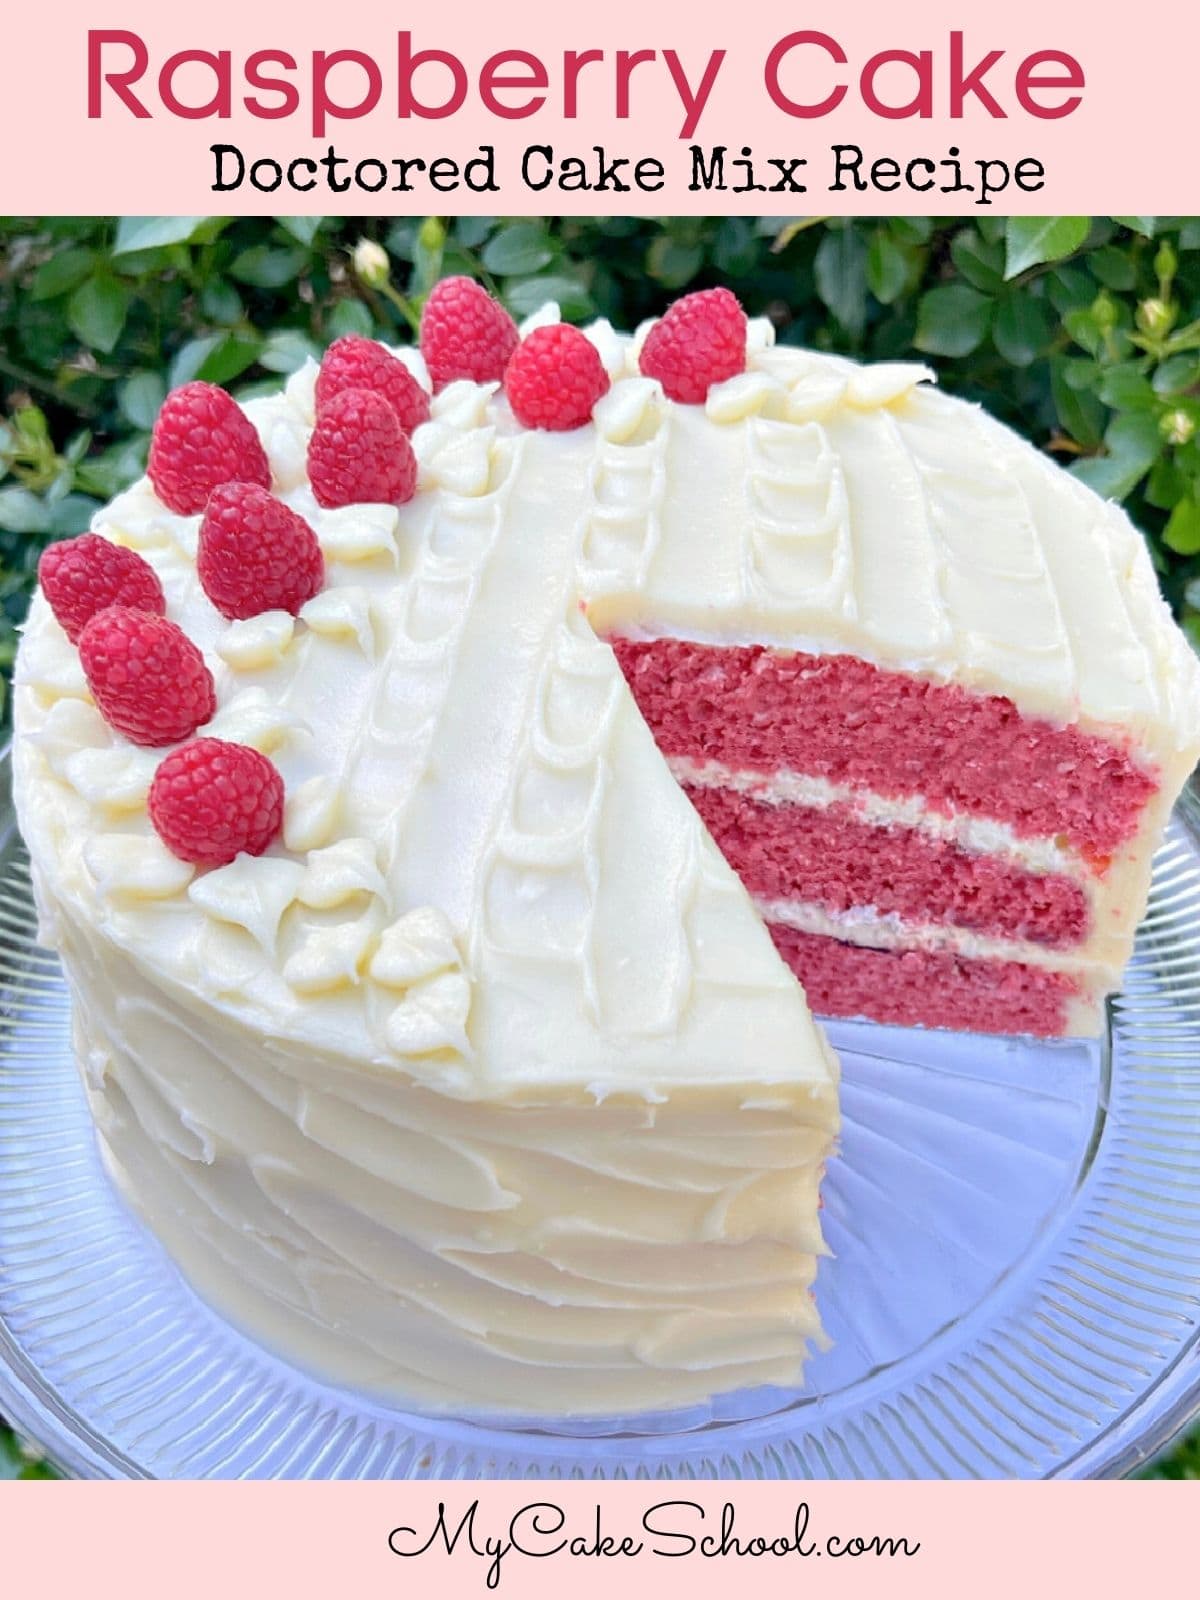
[[12, 280, 1200, 1419]]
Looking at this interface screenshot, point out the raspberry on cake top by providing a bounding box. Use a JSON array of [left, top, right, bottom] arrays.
[[12, 279, 1200, 1416]]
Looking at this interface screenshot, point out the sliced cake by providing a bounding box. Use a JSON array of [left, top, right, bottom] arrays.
[[11, 281, 1199, 1422]]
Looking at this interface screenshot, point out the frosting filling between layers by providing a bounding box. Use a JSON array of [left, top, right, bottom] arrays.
[[753, 895, 1109, 976]]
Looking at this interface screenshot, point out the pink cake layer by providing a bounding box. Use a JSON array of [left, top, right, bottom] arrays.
[[610, 638, 1158, 863], [684, 783, 1090, 949], [768, 924, 1079, 1037]]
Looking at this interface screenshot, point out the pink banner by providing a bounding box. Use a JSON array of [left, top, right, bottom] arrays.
[[0, 0, 1185, 214], [1, 1481, 1196, 1592]]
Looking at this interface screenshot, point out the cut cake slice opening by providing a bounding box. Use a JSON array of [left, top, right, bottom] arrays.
[[607, 634, 1166, 1039]]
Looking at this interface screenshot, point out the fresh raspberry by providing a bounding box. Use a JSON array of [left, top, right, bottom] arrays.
[[315, 336, 431, 434], [504, 325, 610, 432], [420, 276, 519, 391], [149, 738, 284, 866], [148, 382, 271, 515], [38, 533, 165, 644], [306, 388, 417, 509], [79, 606, 216, 748], [638, 288, 748, 404], [198, 483, 324, 621]]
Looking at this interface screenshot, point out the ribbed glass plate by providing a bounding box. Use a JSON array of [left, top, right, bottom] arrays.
[[2, 747, 1199, 1479]]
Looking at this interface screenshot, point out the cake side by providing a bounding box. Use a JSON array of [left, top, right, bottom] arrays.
[[25, 842, 832, 1415]]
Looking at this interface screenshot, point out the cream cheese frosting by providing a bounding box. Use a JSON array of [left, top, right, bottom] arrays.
[[13, 306, 1199, 1416]]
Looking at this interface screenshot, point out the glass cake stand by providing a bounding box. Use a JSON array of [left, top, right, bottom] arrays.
[[2, 745, 1199, 1481]]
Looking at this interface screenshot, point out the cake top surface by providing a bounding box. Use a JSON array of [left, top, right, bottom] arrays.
[[13, 305, 1200, 1098]]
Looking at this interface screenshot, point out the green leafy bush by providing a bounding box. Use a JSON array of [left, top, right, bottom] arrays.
[[0, 1426, 55, 1479], [4, 214, 1200, 721]]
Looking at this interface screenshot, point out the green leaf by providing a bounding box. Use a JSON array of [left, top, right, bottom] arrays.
[[1146, 454, 1186, 509], [992, 294, 1053, 366], [949, 228, 1005, 293], [197, 335, 263, 386], [66, 275, 130, 353], [1089, 246, 1137, 291], [975, 216, 1007, 246], [1063, 306, 1103, 357], [1163, 497, 1200, 554], [112, 216, 220, 255], [712, 217, 759, 278], [1097, 363, 1156, 410], [1062, 357, 1100, 391], [74, 437, 148, 500], [1071, 412, 1162, 500], [108, 246, 183, 279], [482, 223, 555, 278], [64, 430, 92, 466], [866, 230, 911, 305], [1046, 265, 1096, 315], [1004, 217, 1090, 279], [168, 336, 223, 389], [199, 279, 244, 325], [12, 403, 50, 446], [889, 217, 934, 245], [259, 329, 322, 374], [328, 299, 375, 340], [1051, 357, 1106, 448], [1112, 216, 1157, 237], [813, 227, 868, 337], [913, 284, 993, 358], [384, 220, 419, 261], [118, 371, 166, 430], [1162, 317, 1200, 357], [0, 486, 52, 534], [30, 247, 95, 301], [228, 246, 306, 289], [274, 216, 325, 247], [1153, 353, 1200, 396], [645, 235, 704, 290], [453, 217, 495, 250], [169, 333, 262, 388], [503, 275, 594, 322], [48, 493, 102, 536]]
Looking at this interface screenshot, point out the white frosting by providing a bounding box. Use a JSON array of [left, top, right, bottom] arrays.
[[671, 755, 1082, 878], [755, 895, 1115, 984], [215, 611, 295, 671], [188, 858, 306, 954], [13, 310, 1199, 1416]]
